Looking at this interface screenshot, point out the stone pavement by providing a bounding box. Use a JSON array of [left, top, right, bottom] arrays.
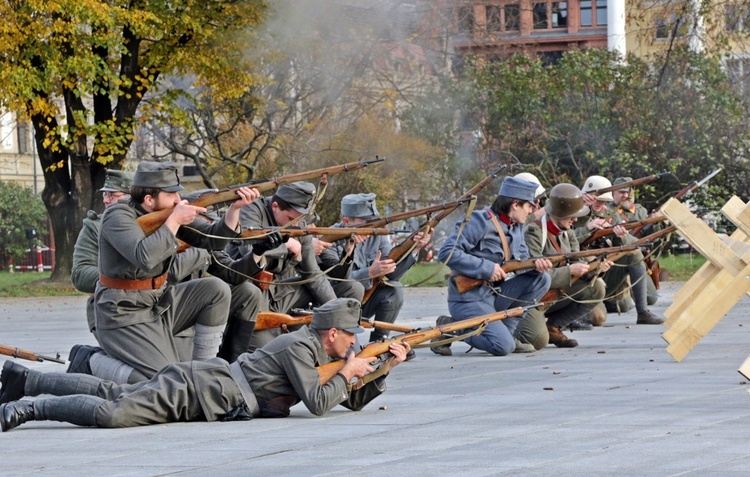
[[1, 282, 750, 476]]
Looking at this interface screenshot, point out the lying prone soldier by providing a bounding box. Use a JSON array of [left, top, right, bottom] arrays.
[[0, 298, 410, 432]]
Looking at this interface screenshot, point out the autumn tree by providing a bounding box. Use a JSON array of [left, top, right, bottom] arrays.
[[0, 0, 266, 280], [0, 181, 49, 269]]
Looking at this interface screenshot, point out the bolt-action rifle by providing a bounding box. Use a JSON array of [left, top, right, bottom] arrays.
[[316, 305, 535, 385], [453, 242, 652, 294], [0, 344, 65, 364], [630, 168, 721, 238], [254, 311, 415, 333], [538, 226, 674, 306], [241, 226, 396, 241], [136, 157, 385, 236], [579, 215, 667, 248], [361, 165, 507, 304], [587, 171, 670, 197]]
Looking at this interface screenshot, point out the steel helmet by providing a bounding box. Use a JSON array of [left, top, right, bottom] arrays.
[[581, 175, 614, 202], [545, 183, 590, 219], [513, 172, 546, 198]]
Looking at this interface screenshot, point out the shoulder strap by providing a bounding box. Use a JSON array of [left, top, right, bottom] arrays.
[[488, 214, 511, 260]]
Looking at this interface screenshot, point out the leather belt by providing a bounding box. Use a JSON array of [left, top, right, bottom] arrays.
[[99, 273, 167, 291]]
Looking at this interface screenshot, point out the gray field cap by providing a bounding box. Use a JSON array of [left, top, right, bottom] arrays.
[[498, 176, 538, 203], [310, 298, 364, 334], [133, 161, 184, 192], [275, 182, 316, 214], [99, 170, 135, 193], [341, 193, 379, 219], [613, 177, 634, 192]]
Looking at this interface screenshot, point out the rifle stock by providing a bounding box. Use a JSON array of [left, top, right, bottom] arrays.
[[453, 243, 653, 294], [136, 157, 384, 236], [0, 344, 65, 364], [317, 306, 529, 384], [255, 312, 415, 333]]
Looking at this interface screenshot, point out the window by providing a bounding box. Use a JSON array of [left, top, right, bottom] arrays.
[[580, 0, 606, 27], [486, 4, 520, 33], [17, 121, 29, 155], [655, 13, 689, 39], [534, 2, 567, 30], [726, 57, 750, 97], [458, 6, 474, 34], [726, 5, 750, 32]]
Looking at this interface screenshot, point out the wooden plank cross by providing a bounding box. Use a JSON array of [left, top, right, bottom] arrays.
[[659, 197, 750, 367]]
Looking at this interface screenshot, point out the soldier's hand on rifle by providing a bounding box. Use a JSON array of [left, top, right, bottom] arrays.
[[569, 262, 590, 277], [613, 225, 628, 238], [599, 259, 613, 273], [412, 231, 432, 251], [229, 186, 261, 210], [285, 237, 302, 260], [534, 258, 554, 273], [389, 341, 411, 365], [490, 263, 507, 282], [586, 217, 609, 231], [369, 251, 396, 277], [170, 201, 207, 226], [312, 238, 333, 256], [344, 234, 367, 255], [340, 351, 376, 382], [252, 231, 288, 256], [582, 193, 599, 207]]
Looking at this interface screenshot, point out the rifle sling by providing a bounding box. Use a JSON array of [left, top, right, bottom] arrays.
[[413, 322, 488, 349], [489, 214, 511, 260]]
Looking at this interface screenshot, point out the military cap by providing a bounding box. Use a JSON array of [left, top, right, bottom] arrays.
[[341, 193, 379, 219], [310, 298, 364, 334], [613, 177, 633, 192], [133, 161, 184, 192], [99, 169, 135, 193], [498, 176, 538, 203], [275, 182, 316, 214]]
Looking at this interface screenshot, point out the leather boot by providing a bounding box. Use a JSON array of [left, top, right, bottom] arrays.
[[547, 324, 578, 348], [66, 344, 102, 375], [0, 361, 29, 405], [0, 400, 35, 432], [568, 318, 593, 331], [430, 316, 453, 356], [636, 310, 665, 325], [218, 320, 256, 363]]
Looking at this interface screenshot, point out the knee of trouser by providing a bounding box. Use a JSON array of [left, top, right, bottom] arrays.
[[231, 283, 262, 320], [591, 278, 606, 301], [338, 281, 364, 301], [588, 303, 607, 326], [95, 402, 129, 428], [371, 284, 404, 309]]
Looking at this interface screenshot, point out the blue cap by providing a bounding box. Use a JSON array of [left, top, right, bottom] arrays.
[[341, 193, 379, 219], [498, 176, 538, 202]]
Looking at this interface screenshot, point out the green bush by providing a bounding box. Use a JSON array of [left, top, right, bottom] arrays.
[[0, 181, 49, 269]]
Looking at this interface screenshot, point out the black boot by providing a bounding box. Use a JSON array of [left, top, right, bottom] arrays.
[[218, 321, 256, 362], [66, 344, 102, 375], [0, 400, 35, 432], [0, 361, 29, 405]]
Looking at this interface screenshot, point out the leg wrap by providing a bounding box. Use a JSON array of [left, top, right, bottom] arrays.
[[34, 395, 101, 427], [27, 370, 104, 397], [192, 323, 225, 361], [90, 352, 137, 385]]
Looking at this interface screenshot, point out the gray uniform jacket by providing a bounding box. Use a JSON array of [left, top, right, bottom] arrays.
[[236, 326, 386, 416], [525, 220, 583, 290], [438, 207, 529, 303], [320, 222, 414, 289], [95, 200, 238, 330], [235, 197, 336, 308], [72, 210, 102, 331]]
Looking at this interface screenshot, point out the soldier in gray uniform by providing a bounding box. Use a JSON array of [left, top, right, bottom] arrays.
[[229, 182, 360, 351], [516, 184, 610, 349], [319, 193, 430, 344], [0, 298, 411, 431], [70, 170, 220, 383], [95, 161, 260, 378]]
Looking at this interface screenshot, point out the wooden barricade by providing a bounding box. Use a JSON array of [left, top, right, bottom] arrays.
[[659, 197, 750, 373]]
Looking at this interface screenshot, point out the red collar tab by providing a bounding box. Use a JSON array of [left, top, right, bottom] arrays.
[[546, 219, 561, 236]]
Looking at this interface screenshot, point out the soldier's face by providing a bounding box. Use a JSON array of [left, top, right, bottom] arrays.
[[556, 216, 577, 230], [591, 199, 608, 212], [271, 202, 303, 226], [508, 201, 534, 224], [613, 189, 631, 206], [330, 329, 356, 358], [102, 191, 127, 208]]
